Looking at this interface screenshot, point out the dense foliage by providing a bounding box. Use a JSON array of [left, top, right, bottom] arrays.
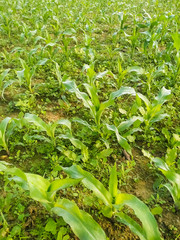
[[0, 0, 179, 239]]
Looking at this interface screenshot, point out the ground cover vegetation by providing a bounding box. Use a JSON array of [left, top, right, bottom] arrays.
[[0, 0, 180, 239]]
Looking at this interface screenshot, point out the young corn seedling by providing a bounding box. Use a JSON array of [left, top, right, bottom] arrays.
[[24, 113, 72, 146], [60, 28, 77, 58], [0, 69, 10, 99], [0, 117, 14, 155], [0, 162, 106, 240], [63, 164, 161, 240], [63, 80, 136, 127], [135, 87, 171, 133], [53, 61, 68, 89], [24, 113, 88, 160], [106, 116, 144, 156], [143, 148, 180, 209], [115, 58, 144, 88], [82, 63, 115, 86], [16, 58, 48, 93]]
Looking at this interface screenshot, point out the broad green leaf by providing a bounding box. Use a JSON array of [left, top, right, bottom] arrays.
[[0, 68, 10, 88], [0, 117, 11, 153], [0, 161, 9, 171], [58, 133, 86, 150], [106, 124, 132, 155], [63, 80, 93, 110], [97, 148, 113, 159], [25, 173, 50, 203], [63, 28, 76, 35], [153, 87, 171, 105], [63, 165, 112, 205], [109, 164, 118, 199], [45, 218, 57, 235], [172, 32, 180, 51], [110, 86, 136, 100], [115, 193, 161, 240], [47, 178, 80, 200], [150, 113, 169, 124], [127, 66, 145, 75], [151, 206, 163, 216], [84, 84, 100, 108], [116, 212, 146, 240], [24, 113, 51, 135], [72, 117, 93, 131], [118, 116, 143, 132], [56, 119, 71, 131], [37, 58, 48, 65], [165, 148, 177, 166], [53, 199, 106, 240], [1, 80, 17, 99], [137, 93, 151, 107]]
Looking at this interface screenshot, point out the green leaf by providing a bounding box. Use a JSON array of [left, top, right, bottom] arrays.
[[127, 66, 145, 75], [24, 113, 50, 134], [116, 212, 146, 240], [109, 164, 118, 199], [165, 148, 177, 166], [153, 87, 171, 105], [56, 119, 72, 131], [106, 124, 132, 155], [172, 32, 180, 51], [151, 206, 163, 216], [36, 58, 48, 65], [97, 148, 113, 159], [63, 165, 112, 205], [47, 178, 80, 200], [118, 116, 143, 132], [25, 173, 50, 204], [110, 86, 136, 100], [72, 117, 93, 131], [45, 218, 57, 235], [63, 28, 76, 35], [53, 199, 106, 240], [115, 193, 161, 240], [0, 117, 11, 153]]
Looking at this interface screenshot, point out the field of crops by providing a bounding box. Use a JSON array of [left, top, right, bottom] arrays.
[[0, 0, 180, 239]]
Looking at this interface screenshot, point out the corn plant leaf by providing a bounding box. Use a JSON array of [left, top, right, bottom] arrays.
[[165, 148, 177, 166], [0, 117, 11, 153], [25, 173, 50, 203], [24, 113, 51, 135], [1, 79, 17, 99], [116, 212, 146, 240], [106, 124, 132, 155], [53, 199, 106, 240], [172, 32, 180, 51], [110, 86, 136, 100], [58, 133, 86, 150], [56, 119, 71, 131], [0, 161, 10, 171], [137, 93, 151, 107], [84, 83, 100, 108], [36, 58, 48, 65], [72, 117, 93, 131], [150, 113, 169, 124], [63, 165, 112, 205], [127, 66, 145, 75], [63, 80, 93, 110], [118, 116, 144, 132], [109, 164, 118, 198], [153, 87, 171, 105], [115, 193, 161, 240], [47, 178, 81, 200], [0, 68, 10, 89]]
